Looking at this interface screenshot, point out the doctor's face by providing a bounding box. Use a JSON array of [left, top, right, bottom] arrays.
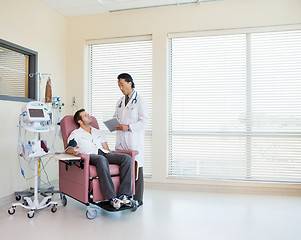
[[118, 78, 132, 96]]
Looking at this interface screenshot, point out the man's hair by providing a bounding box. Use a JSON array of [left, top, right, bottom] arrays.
[[117, 73, 135, 89], [73, 108, 85, 127]]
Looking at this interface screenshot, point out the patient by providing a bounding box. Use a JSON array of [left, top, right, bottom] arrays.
[[66, 108, 132, 210]]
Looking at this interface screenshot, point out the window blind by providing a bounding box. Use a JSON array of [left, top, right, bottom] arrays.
[[0, 50, 28, 98], [168, 29, 301, 183], [88, 37, 152, 176]]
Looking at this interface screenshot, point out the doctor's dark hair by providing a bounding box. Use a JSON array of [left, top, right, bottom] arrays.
[[73, 108, 85, 127], [117, 73, 135, 89]]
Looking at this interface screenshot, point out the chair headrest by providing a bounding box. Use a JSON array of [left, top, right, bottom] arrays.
[[60, 115, 99, 149]]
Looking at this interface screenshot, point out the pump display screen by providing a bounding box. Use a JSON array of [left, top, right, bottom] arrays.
[[28, 109, 45, 118]]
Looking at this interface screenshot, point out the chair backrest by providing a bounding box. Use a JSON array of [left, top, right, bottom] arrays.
[[60, 115, 99, 149]]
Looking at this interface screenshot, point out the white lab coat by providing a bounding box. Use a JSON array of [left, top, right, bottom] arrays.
[[114, 91, 148, 167]]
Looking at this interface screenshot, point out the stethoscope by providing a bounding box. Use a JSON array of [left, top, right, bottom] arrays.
[[118, 92, 138, 108]]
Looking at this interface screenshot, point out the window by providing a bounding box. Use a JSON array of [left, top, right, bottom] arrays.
[[0, 38, 37, 102], [168, 27, 301, 183], [88, 36, 152, 176]]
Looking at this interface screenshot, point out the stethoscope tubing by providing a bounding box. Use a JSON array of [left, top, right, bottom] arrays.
[[118, 92, 138, 108]]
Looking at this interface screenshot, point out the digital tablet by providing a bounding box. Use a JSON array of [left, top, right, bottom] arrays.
[[103, 117, 121, 132]]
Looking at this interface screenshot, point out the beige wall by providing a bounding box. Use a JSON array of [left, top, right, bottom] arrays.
[[0, 0, 66, 198], [66, 0, 301, 190], [1, 0, 301, 199]]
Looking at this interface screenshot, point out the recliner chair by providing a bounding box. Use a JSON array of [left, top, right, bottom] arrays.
[[59, 115, 138, 219]]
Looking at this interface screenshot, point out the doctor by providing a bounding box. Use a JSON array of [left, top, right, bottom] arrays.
[[114, 73, 148, 207]]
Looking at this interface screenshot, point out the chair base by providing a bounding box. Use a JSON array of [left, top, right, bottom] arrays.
[[95, 199, 137, 212], [85, 198, 138, 219]]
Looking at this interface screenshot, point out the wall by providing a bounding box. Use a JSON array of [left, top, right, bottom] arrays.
[[65, 0, 301, 192], [0, 0, 66, 198], [2, 0, 300, 200]]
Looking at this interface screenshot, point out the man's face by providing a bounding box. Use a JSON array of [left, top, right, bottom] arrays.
[[79, 111, 93, 126], [118, 78, 132, 96]]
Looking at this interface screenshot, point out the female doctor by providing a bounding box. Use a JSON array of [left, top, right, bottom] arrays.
[[114, 73, 148, 207]]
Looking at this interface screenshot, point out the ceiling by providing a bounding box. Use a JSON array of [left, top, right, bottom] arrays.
[[39, 0, 219, 17]]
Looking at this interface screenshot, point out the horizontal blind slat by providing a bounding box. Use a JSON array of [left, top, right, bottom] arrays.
[[169, 29, 301, 183], [89, 39, 153, 177]]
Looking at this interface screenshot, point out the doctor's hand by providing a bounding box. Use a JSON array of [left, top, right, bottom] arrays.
[[115, 124, 130, 131]]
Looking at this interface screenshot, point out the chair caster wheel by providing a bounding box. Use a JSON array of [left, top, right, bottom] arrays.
[[86, 209, 97, 220], [61, 194, 67, 206], [130, 200, 138, 212]]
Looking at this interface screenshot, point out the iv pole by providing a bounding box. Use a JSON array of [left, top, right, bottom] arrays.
[[8, 73, 61, 218], [14, 73, 54, 202]]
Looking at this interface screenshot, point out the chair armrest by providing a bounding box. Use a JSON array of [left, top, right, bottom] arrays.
[[113, 149, 139, 157], [58, 152, 91, 204], [78, 152, 90, 172], [78, 153, 90, 202], [112, 150, 139, 189]]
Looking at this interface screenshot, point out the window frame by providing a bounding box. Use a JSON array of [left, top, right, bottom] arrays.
[[167, 24, 301, 183], [0, 38, 38, 102]]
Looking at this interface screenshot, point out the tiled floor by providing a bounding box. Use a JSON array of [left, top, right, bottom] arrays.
[[1, 188, 301, 240]]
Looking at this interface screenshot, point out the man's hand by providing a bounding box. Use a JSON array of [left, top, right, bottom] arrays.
[[102, 142, 111, 152], [66, 146, 80, 156], [115, 124, 130, 131]]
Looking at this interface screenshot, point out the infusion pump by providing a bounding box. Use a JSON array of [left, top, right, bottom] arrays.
[[22, 101, 50, 132], [18, 101, 52, 158]]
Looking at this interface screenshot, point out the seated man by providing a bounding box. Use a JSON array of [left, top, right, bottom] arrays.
[[66, 108, 132, 210]]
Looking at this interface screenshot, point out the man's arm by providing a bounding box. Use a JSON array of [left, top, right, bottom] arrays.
[[66, 132, 80, 155]]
